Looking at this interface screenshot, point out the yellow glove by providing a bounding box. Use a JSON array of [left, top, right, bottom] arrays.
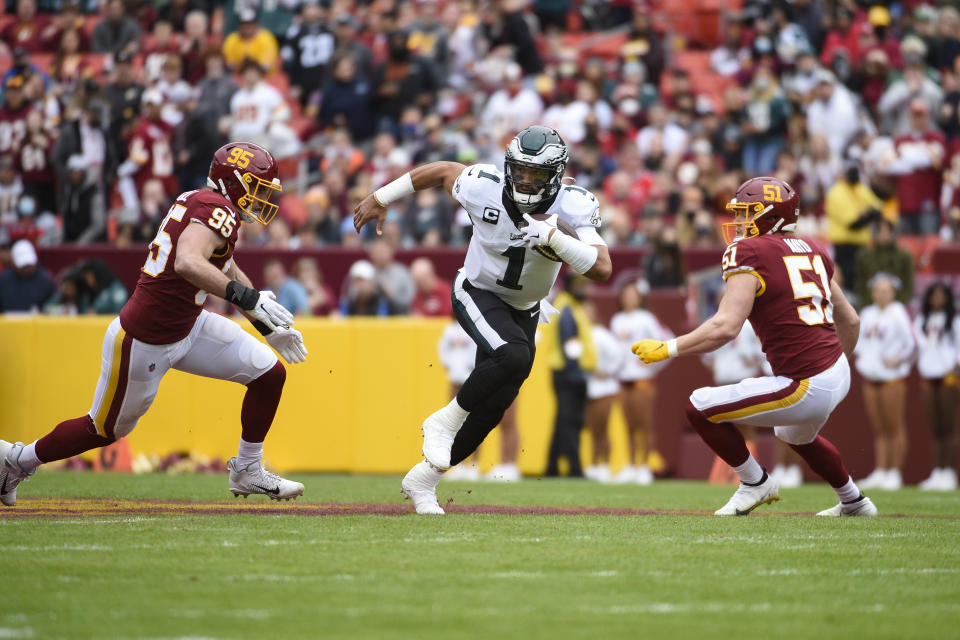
[[631, 339, 677, 364]]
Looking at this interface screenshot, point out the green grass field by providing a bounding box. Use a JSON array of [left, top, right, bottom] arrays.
[[3, 472, 959, 640]]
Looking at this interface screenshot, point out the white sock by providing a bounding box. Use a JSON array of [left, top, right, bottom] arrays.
[[237, 439, 264, 467], [414, 460, 444, 488], [17, 441, 41, 471], [438, 398, 469, 429], [733, 455, 764, 485], [835, 476, 861, 503]]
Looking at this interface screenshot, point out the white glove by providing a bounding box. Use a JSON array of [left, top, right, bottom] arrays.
[[266, 324, 308, 364], [250, 290, 294, 332], [522, 213, 558, 248]]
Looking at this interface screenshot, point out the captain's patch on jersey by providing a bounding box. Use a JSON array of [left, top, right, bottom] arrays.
[[482, 207, 500, 224]]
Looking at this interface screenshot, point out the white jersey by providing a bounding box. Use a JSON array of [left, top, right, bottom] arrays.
[[588, 325, 624, 399], [914, 311, 960, 379], [702, 320, 768, 385], [452, 164, 604, 310], [855, 302, 915, 382], [438, 322, 477, 386], [610, 309, 672, 381], [229, 83, 284, 140]]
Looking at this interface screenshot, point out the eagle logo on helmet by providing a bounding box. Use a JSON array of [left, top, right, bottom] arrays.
[[504, 125, 568, 214], [207, 142, 283, 225], [722, 176, 799, 245]]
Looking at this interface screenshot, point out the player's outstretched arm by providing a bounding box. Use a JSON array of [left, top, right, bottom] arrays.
[[632, 273, 756, 363], [353, 161, 466, 235], [830, 278, 859, 357]]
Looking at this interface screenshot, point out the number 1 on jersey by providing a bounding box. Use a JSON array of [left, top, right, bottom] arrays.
[[497, 246, 525, 290]]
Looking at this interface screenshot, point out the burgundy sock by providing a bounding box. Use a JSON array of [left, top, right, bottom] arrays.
[[35, 415, 114, 463], [685, 400, 750, 467], [241, 361, 286, 443], [789, 435, 850, 488]]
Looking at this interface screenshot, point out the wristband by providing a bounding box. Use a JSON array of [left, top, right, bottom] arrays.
[[666, 338, 679, 358], [373, 173, 415, 207], [225, 280, 259, 310], [548, 232, 599, 274], [251, 320, 272, 336]]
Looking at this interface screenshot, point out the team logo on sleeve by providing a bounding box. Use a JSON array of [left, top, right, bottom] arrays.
[[482, 207, 500, 224]]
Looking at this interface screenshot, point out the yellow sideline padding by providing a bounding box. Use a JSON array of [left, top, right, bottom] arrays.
[[0, 316, 633, 474]]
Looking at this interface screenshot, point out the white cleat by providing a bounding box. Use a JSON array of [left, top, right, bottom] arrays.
[[714, 473, 780, 516], [879, 469, 903, 491], [486, 463, 521, 482], [401, 461, 445, 515], [226, 457, 304, 501], [0, 440, 34, 507], [612, 465, 637, 484], [857, 469, 886, 490], [421, 412, 459, 470], [919, 469, 944, 491], [817, 495, 878, 517], [780, 464, 804, 488], [634, 465, 654, 485]]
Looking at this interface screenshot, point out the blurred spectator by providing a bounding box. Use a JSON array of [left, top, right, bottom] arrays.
[[0, 239, 53, 312], [0, 154, 24, 226], [806, 70, 860, 157], [317, 53, 375, 143], [91, 0, 141, 56], [156, 0, 197, 33], [263, 258, 309, 317], [483, 0, 544, 77], [332, 14, 373, 79], [887, 100, 945, 236], [855, 220, 915, 307], [711, 13, 750, 76], [179, 10, 210, 85], [368, 238, 415, 314], [481, 62, 543, 144], [742, 67, 789, 174], [282, 0, 335, 105], [80, 259, 127, 313], [372, 30, 437, 129], [409, 257, 451, 317], [340, 259, 389, 316], [0, 75, 33, 156], [228, 59, 299, 159], [636, 103, 688, 167], [17, 109, 54, 215], [174, 86, 226, 192], [824, 163, 882, 288], [223, 8, 279, 72], [292, 257, 335, 316], [799, 133, 841, 203], [61, 154, 103, 243], [116, 89, 175, 231], [878, 62, 944, 137], [196, 50, 237, 121], [533, 0, 569, 32], [2, 0, 51, 54], [405, 187, 452, 245], [408, 0, 450, 86], [622, 6, 663, 86], [546, 274, 594, 478], [854, 272, 914, 492], [643, 227, 684, 288], [103, 49, 144, 153], [915, 282, 960, 491]]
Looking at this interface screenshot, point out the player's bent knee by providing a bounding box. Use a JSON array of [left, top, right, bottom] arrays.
[[688, 387, 713, 411], [248, 359, 285, 389], [774, 425, 819, 445], [494, 342, 533, 375]]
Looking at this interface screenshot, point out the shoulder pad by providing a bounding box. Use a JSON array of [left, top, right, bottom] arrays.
[[454, 164, 503, 209], [557, 183, 600, 228]]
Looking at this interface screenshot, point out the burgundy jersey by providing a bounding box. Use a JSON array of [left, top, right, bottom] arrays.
[[127, 117, 175, 194], [119, 189, 241, 344], [0, 104, 33, 154], [721, 234, 843, 380], [17, 135, 54, 187]]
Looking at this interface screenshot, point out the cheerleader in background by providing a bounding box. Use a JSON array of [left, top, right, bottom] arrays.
[[438, 322, 521, 482], [855, 273, 916, 491], [915, 282, 960, 491], [583, 302, 625, 483], [610, 279, 673, 484]]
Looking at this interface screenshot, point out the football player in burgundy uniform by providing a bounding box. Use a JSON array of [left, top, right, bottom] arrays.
[[0, 142, 309, 506], [632, 177, 877, 517]]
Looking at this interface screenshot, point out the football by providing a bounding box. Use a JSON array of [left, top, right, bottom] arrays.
[[525, 213, 579, 262]]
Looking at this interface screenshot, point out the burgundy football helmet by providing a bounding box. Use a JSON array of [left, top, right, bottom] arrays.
[[722, 176, 799, 245], [207, 142, 282, 225]]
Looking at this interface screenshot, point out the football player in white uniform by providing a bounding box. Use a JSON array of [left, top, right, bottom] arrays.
[[354, 125, 612, 514]]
